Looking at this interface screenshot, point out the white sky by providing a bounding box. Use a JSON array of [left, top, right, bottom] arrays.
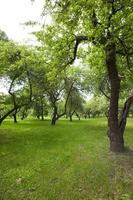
[[0, 0, 44, 43]]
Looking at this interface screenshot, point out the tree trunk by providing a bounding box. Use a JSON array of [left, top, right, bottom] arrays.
[[51, 105, 58, 125], [0, 107, 19, 125], [41, 107, 44, 120], [75, 112, 80, 120], [69, 111, 75, 122], [51, 116, 57, 125], [119, 96, 133, 136], [37, 115, 40, 119], [51, 102, 66, 125], [41, 98, 44, 121], [13, 113, 17, 123], [106, 42, 125, 152], [21, 111, 26, 120], [13, 109, 18, 123], [69, 115, 72, 122], [41, 114, 44, 121]]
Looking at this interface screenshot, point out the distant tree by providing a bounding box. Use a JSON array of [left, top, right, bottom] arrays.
[[32, 66, 74, 125], [0, 29, 8, 41], [66, 88, 84, 121], [33, 94, 48, 120], [84, 96, 109, 118]]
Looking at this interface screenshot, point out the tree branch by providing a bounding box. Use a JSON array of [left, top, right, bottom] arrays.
[[99, 76, 110, 100], [119, 95, 133, 135], [64, 35, 88, 66]]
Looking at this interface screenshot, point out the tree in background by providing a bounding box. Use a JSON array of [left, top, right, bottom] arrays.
[[0, 29, 8, 41], [84, 96, 109, 118], [0, 41, 36, 124], [66, 87, 85, 121]]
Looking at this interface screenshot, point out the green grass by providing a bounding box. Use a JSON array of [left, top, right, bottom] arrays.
[[0, 118, 133, 200]]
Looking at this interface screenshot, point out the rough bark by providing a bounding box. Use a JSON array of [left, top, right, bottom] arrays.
[[106, 42, 124, 152]]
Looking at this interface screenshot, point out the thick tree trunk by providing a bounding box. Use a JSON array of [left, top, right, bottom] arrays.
[[106, 43, 125, 152]]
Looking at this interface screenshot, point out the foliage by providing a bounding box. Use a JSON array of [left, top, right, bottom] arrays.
[[40, 0, 133, 100], [84, 95, 109, 117]]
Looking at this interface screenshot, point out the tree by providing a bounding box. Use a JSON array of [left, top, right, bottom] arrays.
[[32, 65, 75, 125], [30, 30, 85, 125], [40, 0, 133, 152], [66, 86, 84, 121], [0, 29, 8, 41], [84, 96, 109, 118], [0, 41, 35, 124], [32, 94, 48, 120]]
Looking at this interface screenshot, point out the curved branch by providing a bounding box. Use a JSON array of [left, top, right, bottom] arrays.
[[65, 35, 88, 66], [99, 76, 110, 100]]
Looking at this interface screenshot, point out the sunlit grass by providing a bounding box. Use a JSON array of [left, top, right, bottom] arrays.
[[0, 118, 133, 200]]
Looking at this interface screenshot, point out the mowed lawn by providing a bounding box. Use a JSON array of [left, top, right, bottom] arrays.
[[0, 118, 133, 200]]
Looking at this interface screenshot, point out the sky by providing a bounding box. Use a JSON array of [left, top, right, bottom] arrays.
[[0, 0, 44, 43]]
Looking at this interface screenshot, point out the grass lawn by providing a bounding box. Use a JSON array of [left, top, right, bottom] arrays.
[[0, 118, 133, 200]]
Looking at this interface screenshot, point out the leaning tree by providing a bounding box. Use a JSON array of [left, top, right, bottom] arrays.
[[0, 41, 37, 124]]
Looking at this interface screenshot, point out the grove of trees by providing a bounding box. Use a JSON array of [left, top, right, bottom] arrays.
[[0, 0, 133, 152]]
